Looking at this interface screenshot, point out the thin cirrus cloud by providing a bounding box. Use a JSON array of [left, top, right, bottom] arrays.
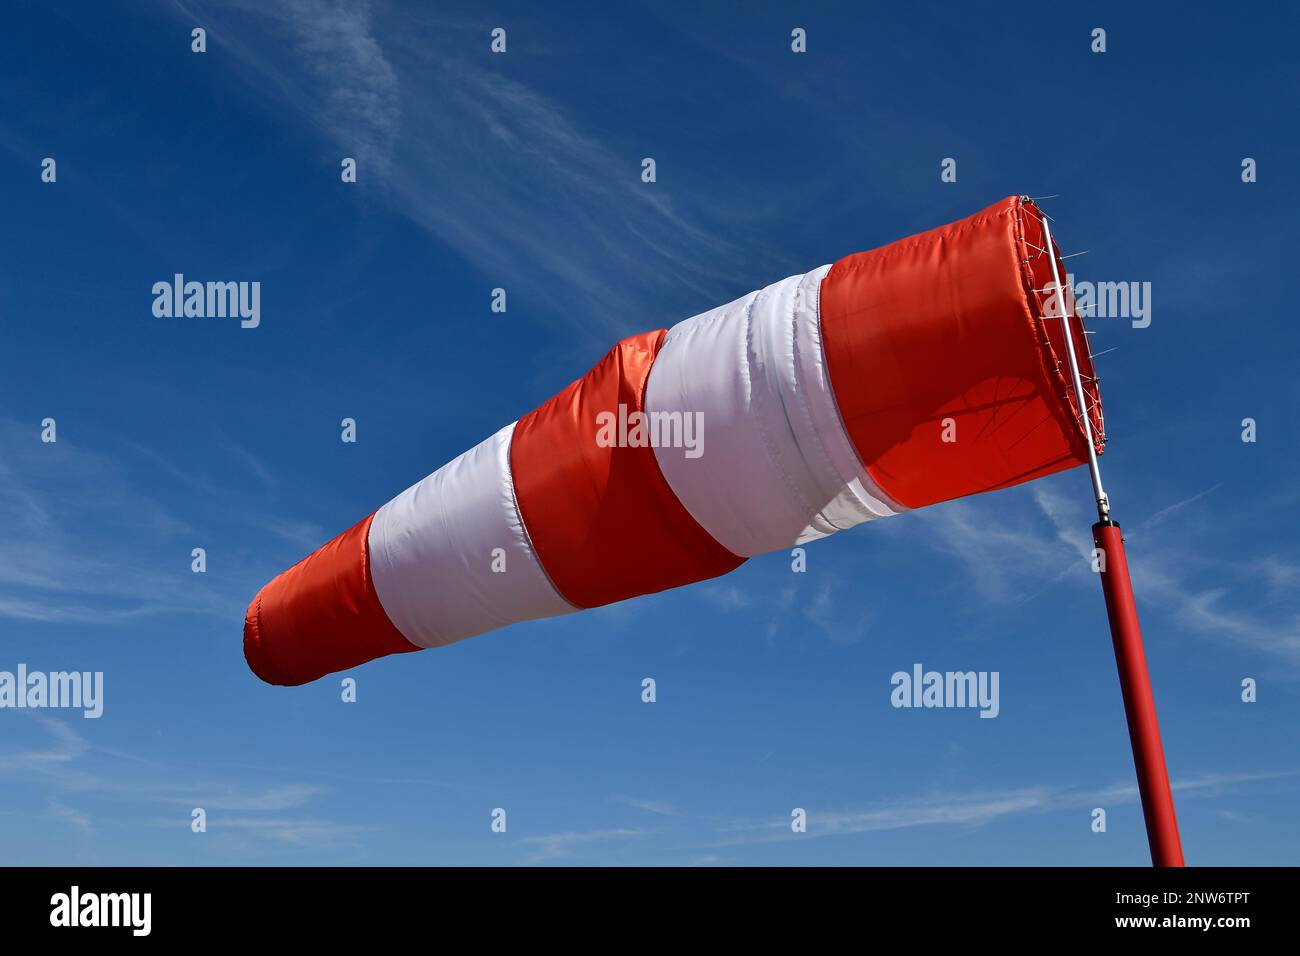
[[520, 827, 652, 863], [164, 0, 760, 339], [161, 784, 327, 812], [612, 795, 679, 817], [0, 419, 245, 624], [905, 474, 1300, 668], [508, 769, 1300, 861], [48, 800, 95, 833], [0, 716, 91, 776], [178, 815, 377, 847], [706, 769, 1300, 848], [1, 717, 375, 849]]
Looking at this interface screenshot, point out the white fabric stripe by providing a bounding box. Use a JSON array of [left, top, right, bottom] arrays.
[[368, 422, 574, 649], [644, 265, 902, 558]]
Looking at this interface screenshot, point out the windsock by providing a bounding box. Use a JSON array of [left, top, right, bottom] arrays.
[[244, 196, 1103, 686]]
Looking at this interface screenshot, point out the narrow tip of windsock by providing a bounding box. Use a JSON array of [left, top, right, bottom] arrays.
[[242, 513, 423, 686], [243, 591, 295, 686]]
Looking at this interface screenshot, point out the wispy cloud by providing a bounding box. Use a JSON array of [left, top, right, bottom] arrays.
[[613, 795, 679, 817], [0, 420, 245, 623], [912, 495, 1077, 604], [710, 769, 1300, 847], [165, 1, 766, 340], [0, 716, 91, 777], [170, 0, 400, 176], [164, 784, 326, 812], [258, 517, 331, 553], [909, 474, 1300, 667], [185, 815, 377, 847], [206, 761, 453, 790], [695, 573, 868, 648], [800, 573, 871, 645], [712, 787, 1053, 846], [505, 768, 1300, 862], [0, 716, 381, 854], [48, 800, 94, 833], [696, 584, 752, 612], [520, 827, 650, 863], [1134, 483, 1224, 534]]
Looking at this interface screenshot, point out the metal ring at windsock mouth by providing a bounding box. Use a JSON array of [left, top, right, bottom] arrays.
[[1014, 196, 1106, 460]]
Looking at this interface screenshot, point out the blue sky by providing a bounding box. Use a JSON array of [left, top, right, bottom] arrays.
[[1, 0, 1298, 865]]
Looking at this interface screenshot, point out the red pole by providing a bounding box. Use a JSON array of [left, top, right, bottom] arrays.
[[1030, 197, 1182, 864], [1092, 520, 1184, 866]]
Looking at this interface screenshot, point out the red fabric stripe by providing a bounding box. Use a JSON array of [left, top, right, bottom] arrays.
[[510, 330, 743, 609], [243, 512, 419, 686], [818, 196, 1103, 510]]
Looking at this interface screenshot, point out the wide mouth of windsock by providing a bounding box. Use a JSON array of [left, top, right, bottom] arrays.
[[1014, 197, 1106, 458]]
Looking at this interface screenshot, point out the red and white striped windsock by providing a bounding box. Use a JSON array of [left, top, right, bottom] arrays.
[[244, 196, 1103, 686]]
